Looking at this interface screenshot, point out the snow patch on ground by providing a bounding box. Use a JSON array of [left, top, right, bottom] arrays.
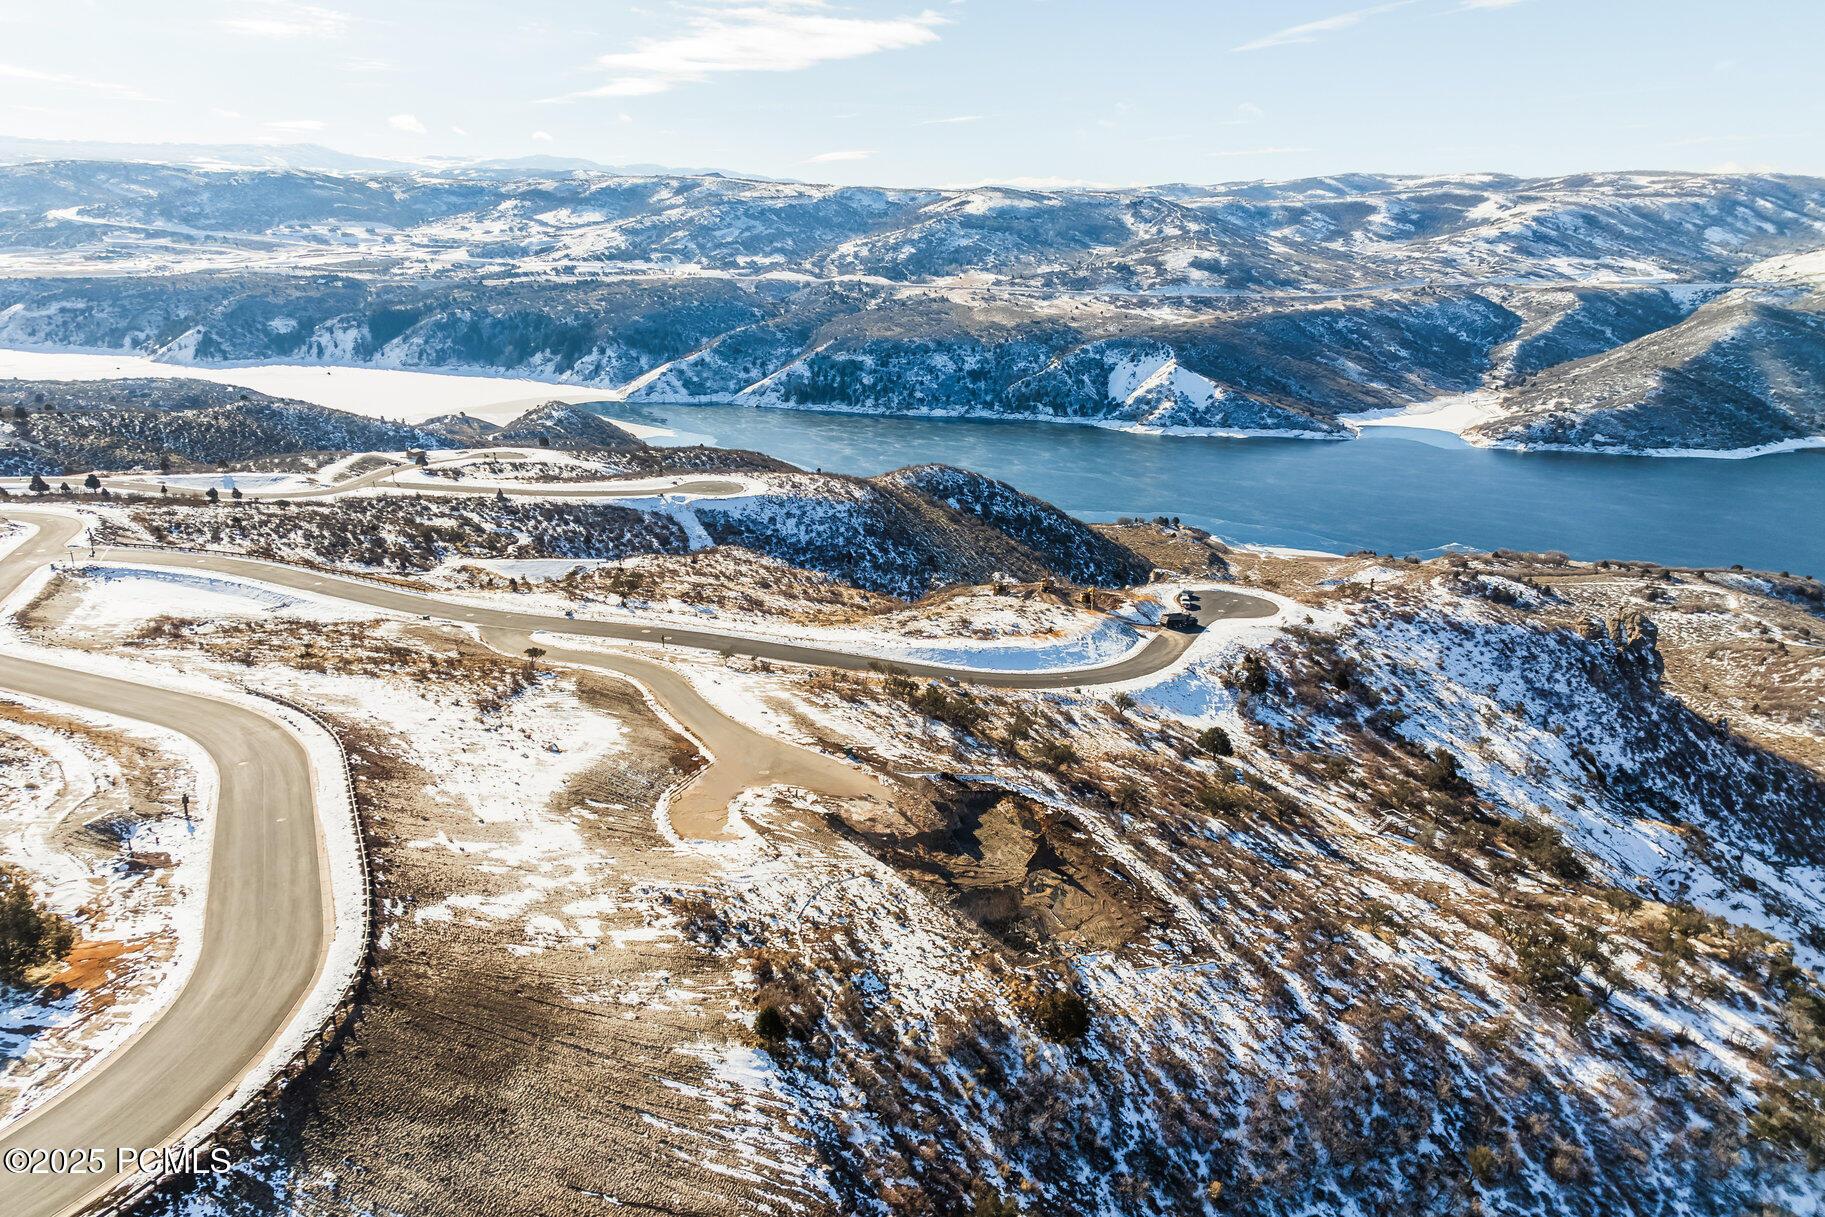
[[56, 565, 378, 634], [1348, 390, 1502, 435], [0, 347, 671, 434]]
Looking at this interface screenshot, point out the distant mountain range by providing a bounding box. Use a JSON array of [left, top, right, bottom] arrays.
[[1, 159, 1822, 454], [0, 137, 743, 180]]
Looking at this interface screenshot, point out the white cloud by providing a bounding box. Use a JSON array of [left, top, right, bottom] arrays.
[[1232, 1, 1413, 52], [531, 130, 554, 142], [263, 118, 328, 133], [1455, 0, 1530, 8], [1212, 102, 1266, 127], [1207, 146, 1317, 156], [450, 125, 470, 137], [805, 148, 873, 163], [218, 2, 352, 39], [388, 113, 428, 134], [211, 107, 244, 119], [562, 76, 674, 99], [547, 3, 946, 101], [920, 114, 980, 125], [0, 63, 156, 101]]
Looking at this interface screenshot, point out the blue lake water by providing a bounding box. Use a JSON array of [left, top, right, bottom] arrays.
[[587, 401, 1825, 576]]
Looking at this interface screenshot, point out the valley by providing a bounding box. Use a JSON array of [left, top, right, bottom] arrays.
[[1, 165, 1823, 456], [3, 355, 1823, 576], [0, 159, 1821, 1217], [0, 445, 1820, 1214]]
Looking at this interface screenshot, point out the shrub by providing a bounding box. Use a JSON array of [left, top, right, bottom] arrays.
[[972, 1191, 1021, 1217], [674, 895, 724, 944], [0, 870, 76, 988], [1228, 652, 1270, 696], [1030, 739, 1080, 771], [1601, 888, 1643, 915], [1002, 707, 1037, 748], [1361, 901, 1402, 941], [1499, 818, 1588, 882], [1108, 777, 1145, 811], [910, 683, 986, 734], [1032, 989, 1091, 1042], [1466, 1143, 1499, 1185], [1496, 911, 1614, 1021], [1750, 1078, 1825, 1169], [1785, 990, 1825, 1067], [753, 1003, 790, 1043], [1418, 749, 1475, 798], [1643, 904, 1710, 987], [1194, 782, 1250, 817], [1195, 726, 1233, 757]]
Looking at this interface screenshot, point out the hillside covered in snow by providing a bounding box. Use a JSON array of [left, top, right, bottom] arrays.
[[1, 164, 1823, 453], [87, 463, 1151, 599], [0, 380, 745, 477], [9, 516, 1820, 1217]]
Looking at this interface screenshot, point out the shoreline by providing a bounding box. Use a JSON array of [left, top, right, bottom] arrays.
[[1, 345, 1820, 460]]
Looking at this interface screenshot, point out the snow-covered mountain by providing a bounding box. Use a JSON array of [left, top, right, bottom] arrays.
[[1467, 293, 1825, 452], [2, 162, 1823, 452]]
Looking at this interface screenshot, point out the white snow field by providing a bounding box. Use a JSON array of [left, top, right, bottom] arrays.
[[0, 347, 670, 434]]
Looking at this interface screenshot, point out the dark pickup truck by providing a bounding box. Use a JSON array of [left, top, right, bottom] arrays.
[[1163, 611, 1201, 631]]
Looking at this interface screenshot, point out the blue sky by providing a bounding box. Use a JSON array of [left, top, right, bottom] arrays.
[[2, 1, 1819, 185]]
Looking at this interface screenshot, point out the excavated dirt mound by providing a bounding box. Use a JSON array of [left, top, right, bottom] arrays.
[[840, 785, 1167, 957]]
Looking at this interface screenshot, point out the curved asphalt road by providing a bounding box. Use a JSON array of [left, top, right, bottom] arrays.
[[87, 544, 1272, 689], [93, 450, 743, 503], [86, 546, 1270, 843], [0, 513, 330, 1217], [480, 626, 892, 841], [0, 505, 1274, 1213]]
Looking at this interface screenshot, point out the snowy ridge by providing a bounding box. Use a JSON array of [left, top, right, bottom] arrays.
[[3, 165, 1824, 452]]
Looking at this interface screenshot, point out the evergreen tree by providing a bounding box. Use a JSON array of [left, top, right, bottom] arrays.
[[0, 870, 76, 989]]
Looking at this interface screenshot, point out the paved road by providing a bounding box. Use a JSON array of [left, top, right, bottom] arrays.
[[0, 508, 1274, 1214], [90, 545, 1273, 689], [85, 548, 1270, 845], [80, 545, 1270, 845], [94, 450, 744, 503], [481, 626, 890, 841], [0, 513, 330, 1217]]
